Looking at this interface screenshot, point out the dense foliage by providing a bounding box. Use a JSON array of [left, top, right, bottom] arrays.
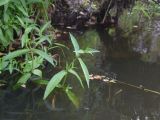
[[0, 0, 100, 107]]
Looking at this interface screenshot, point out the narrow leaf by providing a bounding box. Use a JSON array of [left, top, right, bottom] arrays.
[[17, 73, 31, 84], [0, 0, 10, 6], [36, 36, 51, 46], [78, 58, 90, 87], [3, 49, 30, 61], [17, 6, 28, 17], [32, 49, 56, 66], [69, 33, 80, 57], [40, 21, 51, 33], [65, 88, 80, 108], [43, 70, 67, 99], [32, 69, 42, 78], [69, 69, 84, 88], [33, 80, 49, 85]]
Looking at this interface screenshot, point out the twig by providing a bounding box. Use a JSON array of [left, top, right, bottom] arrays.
[[103, 79, 160, 96]]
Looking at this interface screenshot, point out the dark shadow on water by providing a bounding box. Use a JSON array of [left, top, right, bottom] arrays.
[[1, 20, 160, 120]]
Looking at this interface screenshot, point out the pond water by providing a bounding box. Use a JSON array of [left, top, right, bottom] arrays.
[[1, 18, 160, 120]]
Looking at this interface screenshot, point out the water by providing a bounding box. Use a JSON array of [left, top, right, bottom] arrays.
[[1, 19, 160, 120]]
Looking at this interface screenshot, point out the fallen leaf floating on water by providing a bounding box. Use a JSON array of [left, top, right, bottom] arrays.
[[89, 74, 106, 80]]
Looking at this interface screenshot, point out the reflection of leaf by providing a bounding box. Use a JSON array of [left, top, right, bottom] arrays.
[[65, 88, 80, 108], [78, 58, 89, 87], [43, 70, 67, 99], [33, 80, 48, 85]]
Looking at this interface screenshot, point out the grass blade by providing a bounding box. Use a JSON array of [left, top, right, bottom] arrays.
[[40, 21, 51, 33], [65, 88, 80, 108], [0, 0, 10, 6]]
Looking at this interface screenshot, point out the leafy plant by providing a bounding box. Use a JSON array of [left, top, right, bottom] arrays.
[[43, 33, 99, 107], [0, 0, 97, 108]]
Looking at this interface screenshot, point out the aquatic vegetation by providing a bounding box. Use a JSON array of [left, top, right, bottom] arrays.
[[119, 0, 160, 33]]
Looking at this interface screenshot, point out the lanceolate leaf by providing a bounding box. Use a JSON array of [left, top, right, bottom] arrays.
[[32, 49, 56, 66], [78, 58, 90, 87], [69, 33, 80, 57], [32, 69, 42, 78], [43, 70, 67, 99], [33, 80, 49, 85], [3, 49, 30, 61], [68, 69, 84, 88], [0, 0, 10, 6], [65, 88, 80, 108], [17, 73, 31, 84], [0, 28, 8, 46], [40, 21, 51, 33]]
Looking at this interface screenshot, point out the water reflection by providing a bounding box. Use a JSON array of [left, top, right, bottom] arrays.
[[1, 19, 160, 120]]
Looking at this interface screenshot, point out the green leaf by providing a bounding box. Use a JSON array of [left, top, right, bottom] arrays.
[[32, 69, 42, 78], [26, 0, 43, 4], [40, 21, 51, 34], [0, 28, 8, 46], [65, 88, 80, 108], [6, 28, 13, 41], [21, 32, 28, 48], [69, 33, 80, 57], [32, 49, 56, 66], [68, 69, 84, 88], [17, 73, 31, 84], [54, 43, 69, 49], [0, 59, 9, 70], [20, 0, 28, 12], [78, 58, 90, 87], [17, 5, 28, 17], [43, 70, 67, 99], [141, 8, 150, 19], [0, 0, 10, 6], [16, 16, 25, 27], [33, 79, 49, 85], [36, 36, 51, 46], [3, 49, 30, 61]]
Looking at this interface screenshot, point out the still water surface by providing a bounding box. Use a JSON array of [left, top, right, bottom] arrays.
[[1, 19, 160, 120]]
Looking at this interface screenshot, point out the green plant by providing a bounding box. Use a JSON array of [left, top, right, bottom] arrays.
[[0, 0, 98, 108], [43, 33, 99, 108]]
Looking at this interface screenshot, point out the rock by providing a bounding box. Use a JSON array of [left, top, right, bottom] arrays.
[[51, 0, 135, 29]]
